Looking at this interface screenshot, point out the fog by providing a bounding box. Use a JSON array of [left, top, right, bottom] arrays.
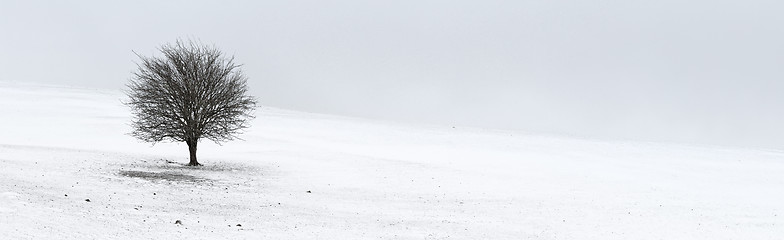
[[1, 0, 783, 149]]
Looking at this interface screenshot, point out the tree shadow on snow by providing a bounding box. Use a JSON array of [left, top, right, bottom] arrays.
[[118, 170, 209, 183], [116, 158, 270, 185]]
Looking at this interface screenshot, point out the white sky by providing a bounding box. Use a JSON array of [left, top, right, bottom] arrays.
[[1, 0, 783, 149]]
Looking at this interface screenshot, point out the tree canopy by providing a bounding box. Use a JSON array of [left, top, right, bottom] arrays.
[[126, 40, 257, 166]]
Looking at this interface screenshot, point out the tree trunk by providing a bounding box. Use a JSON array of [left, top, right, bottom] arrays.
[[187, 139, 200, 166]]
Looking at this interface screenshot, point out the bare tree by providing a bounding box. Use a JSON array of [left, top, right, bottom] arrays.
[[126, 40, 257, 166]]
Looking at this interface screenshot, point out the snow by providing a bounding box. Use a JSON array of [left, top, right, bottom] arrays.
[[0, 82, 782, 239]]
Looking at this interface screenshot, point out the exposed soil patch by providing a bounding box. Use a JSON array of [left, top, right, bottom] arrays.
[[118, 170, 209, 183]]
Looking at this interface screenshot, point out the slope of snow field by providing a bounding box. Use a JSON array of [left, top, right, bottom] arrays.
[[0, 82, 782, 239]]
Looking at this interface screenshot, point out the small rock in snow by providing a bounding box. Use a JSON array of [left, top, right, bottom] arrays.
[[175, 220, 182, 225], [306, 190, 311, 193], [85, 199, 90, 202]]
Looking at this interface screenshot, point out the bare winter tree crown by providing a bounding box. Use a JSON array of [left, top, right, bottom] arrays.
[[125, 40, 257, 165]]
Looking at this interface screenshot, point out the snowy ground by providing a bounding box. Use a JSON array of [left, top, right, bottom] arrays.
[[0, 82, 782, 239]]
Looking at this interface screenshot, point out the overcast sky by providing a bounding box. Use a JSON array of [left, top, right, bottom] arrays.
[[1, 0, 783, 149]]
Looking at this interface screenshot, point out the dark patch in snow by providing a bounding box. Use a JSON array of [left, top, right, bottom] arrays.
[[119, 170, 209, 183]]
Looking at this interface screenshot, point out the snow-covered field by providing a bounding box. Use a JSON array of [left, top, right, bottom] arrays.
[[0, 82, 782, 239]]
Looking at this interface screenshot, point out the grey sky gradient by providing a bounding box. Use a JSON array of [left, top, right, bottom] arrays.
[[1, 0, 783, 149]]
